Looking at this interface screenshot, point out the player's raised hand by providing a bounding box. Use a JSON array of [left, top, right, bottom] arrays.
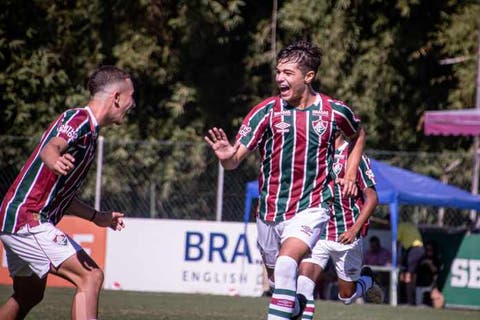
[[204, 127, 240, 161]]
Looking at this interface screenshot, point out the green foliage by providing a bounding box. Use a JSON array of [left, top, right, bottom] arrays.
[[1, 0, 479, 207], [274, 0, 479, 151]]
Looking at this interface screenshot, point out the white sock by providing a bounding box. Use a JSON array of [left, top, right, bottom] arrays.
[[296, 275, 315, 300], [296, 275, 316, 319], [267, 256, 298, 319]]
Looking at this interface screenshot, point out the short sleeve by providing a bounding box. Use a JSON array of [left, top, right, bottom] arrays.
[[236, 97, 276, 150], [331, 100, 360, 138], [55, 109, 91, 146], [357, 154, 376, 191]]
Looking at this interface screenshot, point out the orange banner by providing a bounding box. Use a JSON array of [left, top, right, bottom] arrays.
[[0, 216, 107, 287]]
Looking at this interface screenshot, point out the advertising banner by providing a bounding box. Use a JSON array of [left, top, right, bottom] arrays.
[[443, 234, 480, 309], [104, 219, 265, 296]]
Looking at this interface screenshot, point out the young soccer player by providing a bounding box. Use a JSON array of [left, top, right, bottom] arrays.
[[0, 66, 134, 320], [205, 40, 366, 319]]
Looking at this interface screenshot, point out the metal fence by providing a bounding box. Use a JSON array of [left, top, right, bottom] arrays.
[[0, 136, 477, 230]]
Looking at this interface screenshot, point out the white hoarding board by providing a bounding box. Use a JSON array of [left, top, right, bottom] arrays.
[[104, 218, 265, 296]]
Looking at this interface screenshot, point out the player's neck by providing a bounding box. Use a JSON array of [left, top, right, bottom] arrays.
[[87, 100, 109, 127], [292, 87, 317, 109]]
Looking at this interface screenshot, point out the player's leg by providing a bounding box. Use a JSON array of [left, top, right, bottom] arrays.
[[0, 232, 50, 320], [337, 278, 357, 303], [295, 237, 332, 320], [267, 207, 329, 320], [18, 223, 103, 320], [267, 238, 309, 320], [296, 260, 324, 320], [332, 239, 382, 305], [265, 266, 275, 294], [50, 249, 104, 320], [0, 274, 47, 320], [257, 217, 281, 295]]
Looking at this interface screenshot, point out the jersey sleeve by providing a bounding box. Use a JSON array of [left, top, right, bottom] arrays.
[[236, 97, 276, 151], [357, 154, 376, 191], [331, 100, 360, 138], [55, 109, 91, 146]]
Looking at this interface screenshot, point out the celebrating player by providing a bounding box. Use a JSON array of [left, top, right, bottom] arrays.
[[0, 66, 134, 320], [205, 40, 366, 320]]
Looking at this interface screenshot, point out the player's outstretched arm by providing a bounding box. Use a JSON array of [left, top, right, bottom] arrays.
[[66, 197, 125, 231], [338, 186, 378, 244], [204, 127, 249, 170]]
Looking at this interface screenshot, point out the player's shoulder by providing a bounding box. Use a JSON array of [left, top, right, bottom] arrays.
[[246, 96, 278, 118], [252, 96, 278, 109], [62, 107, 89, 119], [322, 94, 351, 111]]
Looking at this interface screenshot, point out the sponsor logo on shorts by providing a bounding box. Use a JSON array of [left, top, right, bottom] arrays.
[[300, 225, 313, 237], [53, 233, 68, 246]]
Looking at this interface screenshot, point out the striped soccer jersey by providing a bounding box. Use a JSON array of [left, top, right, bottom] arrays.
[[237, 93, 360, 222], [0, 107, 99, 233], [320, 141, 376, 241]]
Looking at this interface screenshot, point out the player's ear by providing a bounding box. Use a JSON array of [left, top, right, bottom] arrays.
[[304, 71, 315, 84], [113, 92, 120, 107]]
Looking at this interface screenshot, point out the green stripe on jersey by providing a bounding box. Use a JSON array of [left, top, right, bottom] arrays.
[[3, 157, 43, 232]]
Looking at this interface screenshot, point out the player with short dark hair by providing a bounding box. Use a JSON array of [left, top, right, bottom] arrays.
[[205, 40, 366, 319], [0, 65, 134, 320]]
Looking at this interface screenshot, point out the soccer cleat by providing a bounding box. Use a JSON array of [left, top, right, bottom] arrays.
[[360, 266, 384, 304], [291, 294, 307, 320]]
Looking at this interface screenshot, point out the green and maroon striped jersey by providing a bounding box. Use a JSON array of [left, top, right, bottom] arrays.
[[0, 107, 99, 233], [236, 93, 360, 222], [321, 141, 376, 241]]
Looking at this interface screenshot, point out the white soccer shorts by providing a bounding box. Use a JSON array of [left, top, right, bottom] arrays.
[[0, 223, 82, 278], [303, 238, 363, 282], [256, 207, 330, 269]]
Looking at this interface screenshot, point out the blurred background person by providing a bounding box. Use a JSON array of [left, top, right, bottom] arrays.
[[415, 240, 444, 307], [398, 221, 425, 305], [364, 235, 391, 267]]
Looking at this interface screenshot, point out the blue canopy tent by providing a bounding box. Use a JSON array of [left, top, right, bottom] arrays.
[[243, 159, 480, 305]]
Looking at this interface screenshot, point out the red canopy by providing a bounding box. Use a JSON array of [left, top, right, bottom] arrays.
[[424, 109, 480, 136]]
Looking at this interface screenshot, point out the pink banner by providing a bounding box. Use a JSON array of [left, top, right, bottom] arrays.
[[424, 109, 480, 136]]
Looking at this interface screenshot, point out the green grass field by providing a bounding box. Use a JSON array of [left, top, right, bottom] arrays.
[[1, 285, 478, 320]]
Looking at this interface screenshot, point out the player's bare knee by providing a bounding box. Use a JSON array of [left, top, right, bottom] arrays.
[[78, 268, 104, 291], [88, 268, 104, 289]]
